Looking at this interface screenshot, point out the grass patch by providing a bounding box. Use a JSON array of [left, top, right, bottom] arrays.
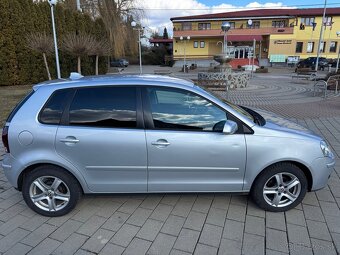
[[0, 85, 33, 127]]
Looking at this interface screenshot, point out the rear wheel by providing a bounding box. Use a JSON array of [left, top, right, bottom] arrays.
[[22, 165, 81, 217], [251, 163, 307, 212]]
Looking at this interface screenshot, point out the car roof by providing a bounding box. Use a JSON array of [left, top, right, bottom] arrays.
[[33, 74, 195, 91]]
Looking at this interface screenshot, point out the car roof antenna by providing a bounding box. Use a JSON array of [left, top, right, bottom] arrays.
[[69, 72, 84, 80]]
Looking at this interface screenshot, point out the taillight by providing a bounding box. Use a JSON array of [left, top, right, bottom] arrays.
[[2, 126, 9, 153]]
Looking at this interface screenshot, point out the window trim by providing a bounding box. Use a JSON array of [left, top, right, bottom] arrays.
[[141, 86, 252, 134], [57, 85, 144, 129]]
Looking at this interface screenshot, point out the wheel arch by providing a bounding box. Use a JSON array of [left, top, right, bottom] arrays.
[[17, 163, 85, 193], [251, 160, 313, 192]]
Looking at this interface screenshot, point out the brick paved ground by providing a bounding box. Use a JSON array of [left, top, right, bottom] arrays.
[[0, 70, 340, 255]]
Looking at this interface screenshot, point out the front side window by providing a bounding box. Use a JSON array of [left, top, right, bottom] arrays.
[[200, 41, 205, 48], [193, 41, 198, 48], [69, 87, 137, 128], [247, 21, 260, 29], [147, 87, 227, 132], [296, 42, 303, 53]]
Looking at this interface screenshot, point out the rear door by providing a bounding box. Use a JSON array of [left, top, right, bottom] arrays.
[[55, 86, 147, 193]]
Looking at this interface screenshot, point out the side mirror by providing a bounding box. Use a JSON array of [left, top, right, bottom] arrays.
[[223, 120, 238, 135]]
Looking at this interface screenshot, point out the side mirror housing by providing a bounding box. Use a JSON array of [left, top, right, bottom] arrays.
[[223, 120, 238, 135]]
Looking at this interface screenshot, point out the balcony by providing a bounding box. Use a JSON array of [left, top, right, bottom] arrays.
[[173, 27, 294, 39]]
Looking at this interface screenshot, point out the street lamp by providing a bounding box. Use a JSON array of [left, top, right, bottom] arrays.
[[221, 22, 231, 55], [336, 31, 340, 72], [131, 21, 143, 74], [180, 36, 190, 72], [48, 0, 61, 79]]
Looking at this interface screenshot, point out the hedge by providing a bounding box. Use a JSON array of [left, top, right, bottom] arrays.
[[0, 0, 108, 86]]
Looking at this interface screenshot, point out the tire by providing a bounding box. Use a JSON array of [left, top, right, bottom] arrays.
[[22, 165, 81, 217], [251, 163, 307, 212]]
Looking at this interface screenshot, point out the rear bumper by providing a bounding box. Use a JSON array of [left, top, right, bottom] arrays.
[[1, 154, 19, 188], [311, 156, 335, 190]]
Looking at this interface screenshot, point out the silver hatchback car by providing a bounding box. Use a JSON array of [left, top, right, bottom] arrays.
[[1, 75, 335, 216]]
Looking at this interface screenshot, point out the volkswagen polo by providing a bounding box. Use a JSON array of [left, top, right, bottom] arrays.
[[1, 74, 335, 216]]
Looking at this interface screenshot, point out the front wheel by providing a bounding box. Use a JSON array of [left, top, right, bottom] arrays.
[[22, 165, 81, 217], [251, 163, 307, 212]]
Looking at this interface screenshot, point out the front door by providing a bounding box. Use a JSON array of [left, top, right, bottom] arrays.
[[143, 87, 247, 192], [55, 86, 147, 193]]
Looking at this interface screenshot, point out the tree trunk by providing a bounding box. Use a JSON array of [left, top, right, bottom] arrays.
[[77, 56, 81, 74], [43, 53, 52, 80], [95, 55, 99, 75]]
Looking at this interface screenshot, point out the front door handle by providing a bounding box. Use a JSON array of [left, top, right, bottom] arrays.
[[60, 137, 79, 144], [151, 139, 170, 147]]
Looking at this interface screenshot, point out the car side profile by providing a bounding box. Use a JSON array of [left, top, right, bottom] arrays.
[[1, 75, 335, 216]]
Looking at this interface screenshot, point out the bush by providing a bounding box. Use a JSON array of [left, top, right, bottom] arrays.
[[0, 0, 108, 86]]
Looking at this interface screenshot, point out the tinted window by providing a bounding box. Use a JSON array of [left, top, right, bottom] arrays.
[[147, 87, 227, 131], [40, 89, 71, 125], [69, 87, 137, 128]]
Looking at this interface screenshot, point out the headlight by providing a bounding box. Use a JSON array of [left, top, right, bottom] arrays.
[[320, 141, 334, 158]]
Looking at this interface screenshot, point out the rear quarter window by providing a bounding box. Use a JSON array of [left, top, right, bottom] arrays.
[[39, 89, 73, 125]]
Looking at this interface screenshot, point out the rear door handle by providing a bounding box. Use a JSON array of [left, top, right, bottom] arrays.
[[151, 139, 170, 147], [60, 137, 79, 144]]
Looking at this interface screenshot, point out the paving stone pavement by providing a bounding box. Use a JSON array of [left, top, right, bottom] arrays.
[[0, 72, 340, 254]]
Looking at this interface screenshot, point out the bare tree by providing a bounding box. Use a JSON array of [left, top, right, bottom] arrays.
[[26, 32, 54, 80], [62, 33, 96, 74], [97, 0, 142, 58], [89, 39, 111, 75]]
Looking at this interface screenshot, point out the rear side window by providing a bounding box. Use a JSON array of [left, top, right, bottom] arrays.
[[6, 90, 35, 123], [68, 87, 137, 128], [40, 89, 72, 125]]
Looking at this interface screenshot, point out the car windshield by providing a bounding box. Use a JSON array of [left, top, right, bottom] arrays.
[[195, 86, 255, 123]]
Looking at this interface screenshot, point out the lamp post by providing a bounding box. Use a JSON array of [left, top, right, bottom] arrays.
[[131, 21, 143, 74], [336, 31, 340, 72], [315, 0, 327, 72], [48, 0, 61, 79], [180, 36, 190, 72], [221, 22, 231, 55]]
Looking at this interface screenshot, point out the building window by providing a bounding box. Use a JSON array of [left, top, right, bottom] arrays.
[[330, 41, 337, 52], [198, 23, 211, 30], [272, 20, 287, 28], [296, 42, 303, 53], [200, 41, 205, 48], [324, 16, 333, 26], [307, 42, 314, 53], [247, 21, 260, 29], [320, 42, 326, 53], [182, 22, 192, 31], [193, 41, 198, 48], [228, 22, 235, 29], [300, 17, 315, 26]]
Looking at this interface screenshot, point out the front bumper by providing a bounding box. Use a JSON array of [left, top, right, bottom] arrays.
[[311, 156, 336, 190]]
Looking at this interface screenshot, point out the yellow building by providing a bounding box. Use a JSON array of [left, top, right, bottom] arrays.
[[170, 8, 340, 66]]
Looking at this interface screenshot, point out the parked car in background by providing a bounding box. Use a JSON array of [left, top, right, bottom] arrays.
[[296, 57, 329, 71], [110, 58, 129, 67], [1, 75, 335, 216]]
